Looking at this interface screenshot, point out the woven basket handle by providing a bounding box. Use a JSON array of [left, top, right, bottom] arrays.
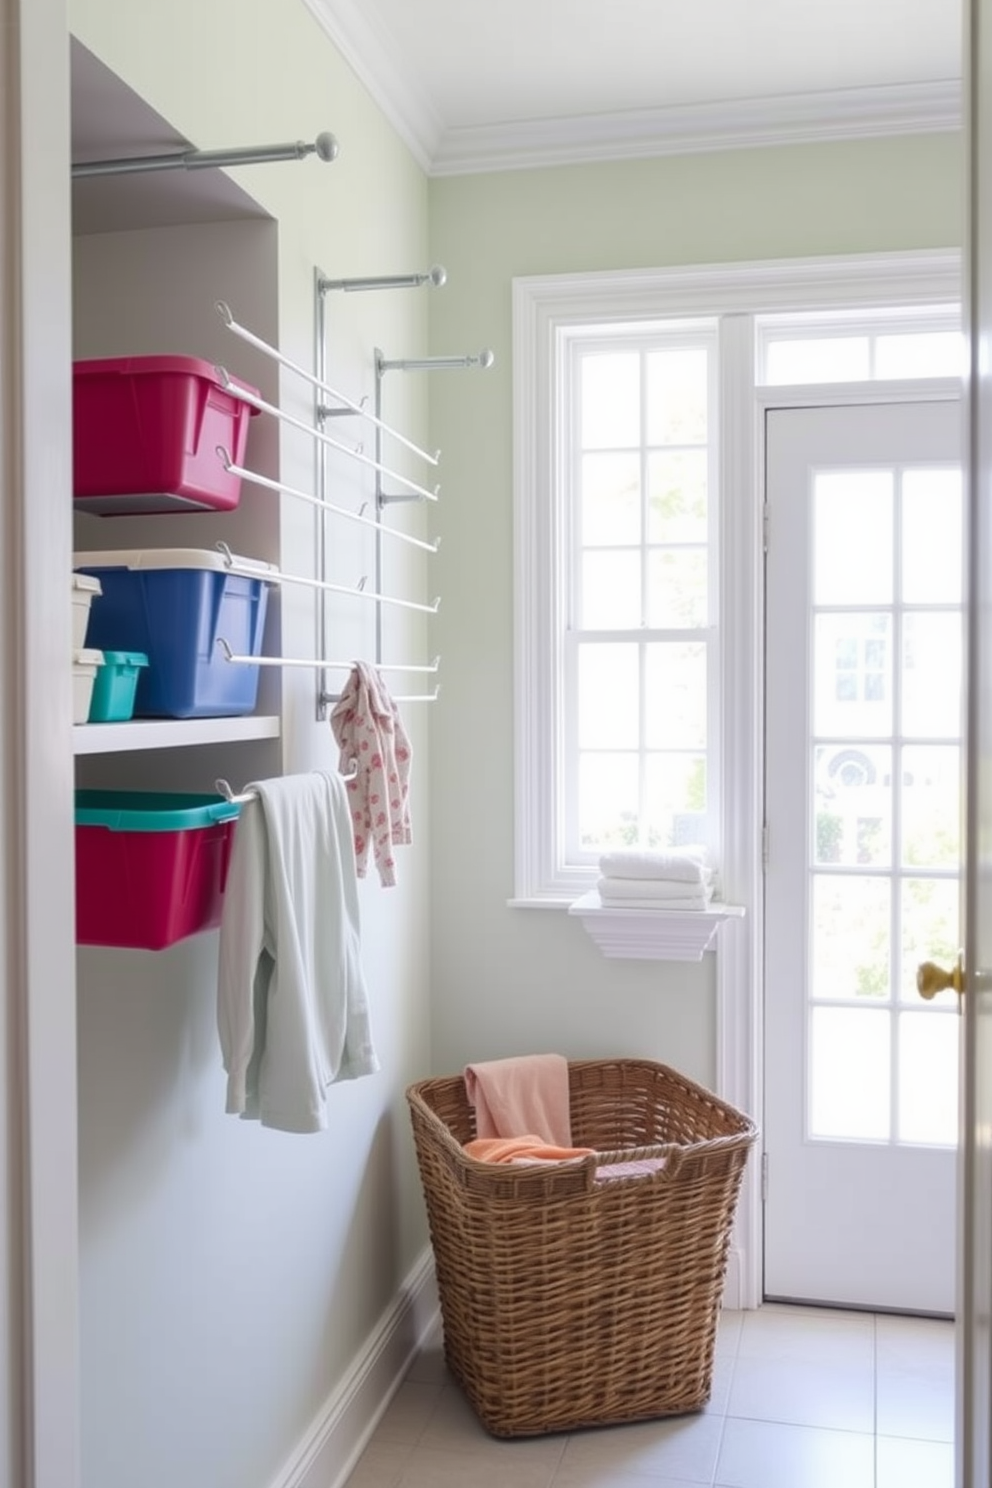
[[591, 1141, 687, 1186]]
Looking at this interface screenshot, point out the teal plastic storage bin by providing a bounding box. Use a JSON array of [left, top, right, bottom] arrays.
[[88, 650, 149, 722]]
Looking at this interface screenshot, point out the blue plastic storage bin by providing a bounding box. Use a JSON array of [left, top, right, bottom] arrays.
[[73, 548, 275, 719]]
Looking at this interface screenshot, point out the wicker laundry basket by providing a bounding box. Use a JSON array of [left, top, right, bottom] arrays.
[[406, 1057, 758, 1438]]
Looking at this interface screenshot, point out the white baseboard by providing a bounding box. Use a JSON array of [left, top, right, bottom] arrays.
[[268, 1247, 439, 1488]]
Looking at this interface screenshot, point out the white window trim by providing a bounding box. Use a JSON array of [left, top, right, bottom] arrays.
[[512, 248, 961, 1310], [512, 249, 960, 908]]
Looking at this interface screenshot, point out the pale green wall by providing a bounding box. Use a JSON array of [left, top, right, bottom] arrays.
[[425, 133, 963, 1083]]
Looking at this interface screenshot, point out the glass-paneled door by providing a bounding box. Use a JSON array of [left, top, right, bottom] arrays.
[[763, 396, 962, 1314]]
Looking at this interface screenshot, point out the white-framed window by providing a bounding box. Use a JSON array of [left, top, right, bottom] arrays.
[[756, 304, 963, 385], [563, 320, 720, 866], [511, 251, 961, 906]]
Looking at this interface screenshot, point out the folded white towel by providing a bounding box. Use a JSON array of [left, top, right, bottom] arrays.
[[598, 847, 710, 884], [598, 890, 713, 911], [597, 874, 713, 903]]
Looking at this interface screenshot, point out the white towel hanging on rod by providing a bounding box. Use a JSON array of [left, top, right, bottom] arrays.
[[215, 766, 358, 806], [215, 301, 440, 468], [215, 369, 439, 503], [213, 453, 439, 555]]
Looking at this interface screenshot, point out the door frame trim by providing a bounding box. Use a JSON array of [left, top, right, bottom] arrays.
[[723, 374, 962, 1310]]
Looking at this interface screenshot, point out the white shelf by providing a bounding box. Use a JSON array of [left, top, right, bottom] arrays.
[[569, 890, 746, 962], [73, 714, 281, 756]]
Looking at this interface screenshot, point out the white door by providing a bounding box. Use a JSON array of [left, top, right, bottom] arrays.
[[764, 397, 962, 1314]]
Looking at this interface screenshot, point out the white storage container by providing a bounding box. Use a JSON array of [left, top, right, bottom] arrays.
[[72, 571, 102, 649], [73, 648, 104, 724]]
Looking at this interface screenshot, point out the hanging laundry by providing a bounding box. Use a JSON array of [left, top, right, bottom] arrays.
[[329, 661, 412, 887], [217, 771, 378, 1134]]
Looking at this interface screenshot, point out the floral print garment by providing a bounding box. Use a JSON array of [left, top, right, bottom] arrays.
[[329, 662, 412, 887]]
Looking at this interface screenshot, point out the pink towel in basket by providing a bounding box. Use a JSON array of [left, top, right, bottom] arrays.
[[464, 1053, 573, 1146], [464, 1135, 594, 1165]]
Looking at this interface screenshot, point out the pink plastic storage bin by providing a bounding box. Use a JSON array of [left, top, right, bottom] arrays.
[[72, 355, 260, 516], [75, 790, 241, 950]]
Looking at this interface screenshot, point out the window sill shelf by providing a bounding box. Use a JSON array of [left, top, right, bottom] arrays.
[[568, 890, 746, 963]]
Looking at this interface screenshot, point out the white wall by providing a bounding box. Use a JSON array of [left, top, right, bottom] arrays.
[[3, 0, 80, 1485], [67, 4, 435, 1486]]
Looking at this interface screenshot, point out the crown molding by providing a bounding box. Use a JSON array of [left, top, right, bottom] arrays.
[[300, 0, 442, 172], [299, 4, 960, 180], [432, 79, 961, 176]]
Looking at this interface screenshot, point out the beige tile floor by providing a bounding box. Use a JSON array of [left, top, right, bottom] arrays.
[[345, 1304, 954, 1488]]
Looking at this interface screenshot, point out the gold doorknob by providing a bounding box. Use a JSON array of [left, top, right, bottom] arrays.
[[917, 956, 965, 1000]]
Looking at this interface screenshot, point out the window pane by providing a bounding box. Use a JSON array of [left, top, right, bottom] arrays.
[[647, 449, 707, 543], [901, 745, 961, 869], [875, 332, 964, 380], [811, 874, 891, 1000], [814, 471, 893, 605], [577, 643, 639, 748], [645, 347, 707, 444], [580, 550, 641, 628], [898, 1012, 958, 1145], [814, 744, 891, 868], [900, 876, 960, 1005], [645, 643, 707, 749], [902, 613, 963, 739], [646, 548, 708, 628], [902, 468, 963, 604], [811, 1007, 890, 1140], [814, 613, 892, 737], [766, 336, 870, 385], [580, 352, 639, 449], [644, 754, 707, 847], [581, 452, 641, 546], [578, 752, 639, 848]]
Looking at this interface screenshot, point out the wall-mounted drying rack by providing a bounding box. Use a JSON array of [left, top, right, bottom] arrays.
[[216, 369, 439, 504], [215, 763, 358, 806], [213, 541, 440, 616], [72, 132, 339, 178], [214, 271, 493, 718], [214, 641, 440, 706]]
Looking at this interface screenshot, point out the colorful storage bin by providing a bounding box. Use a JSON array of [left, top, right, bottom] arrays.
[[72, 648, 104, 723], [75, 790, 241, 950], [87, 651, 149, 722], [72, 571, 102, 648], [72, 355, 260, 515], [73, 549, 274, 719]]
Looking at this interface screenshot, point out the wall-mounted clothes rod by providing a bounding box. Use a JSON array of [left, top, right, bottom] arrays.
[[214, 546, 440, 615], [213, 456, 439, 554], [319, 657, 440, 674], [214, 644, 440, 704], [72, 133, 339, 179], [216, 764, 357, 806], [377, 349, 495, 374], [216, 370, 440, 504], [317, 266, 446, 294], [215, 302, 440, 467]]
